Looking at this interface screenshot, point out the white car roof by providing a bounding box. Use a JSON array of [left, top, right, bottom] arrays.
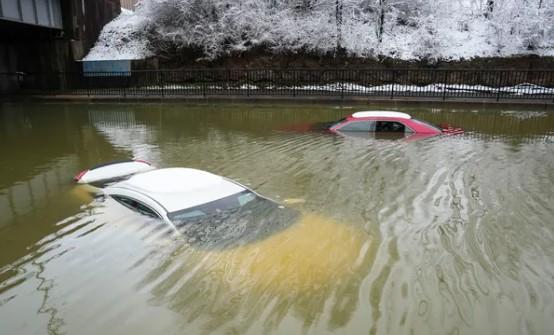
[[76, 160, 155, 184], [352, 111, 411, 119], [106, 168, 246, 213]]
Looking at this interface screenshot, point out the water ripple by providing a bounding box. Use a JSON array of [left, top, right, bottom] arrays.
[[1, 103, 554, 334]]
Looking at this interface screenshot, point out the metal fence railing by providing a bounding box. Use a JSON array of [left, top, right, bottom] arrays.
[[1, 69, 553, 102]]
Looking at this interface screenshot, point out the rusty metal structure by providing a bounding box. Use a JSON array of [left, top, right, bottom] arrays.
[[0, 0, 121, 91], [0, 0, 63, 29]]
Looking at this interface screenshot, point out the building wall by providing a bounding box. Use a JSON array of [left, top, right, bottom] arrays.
[[0, 0, 64, 29], [0, 0, 120, 79]]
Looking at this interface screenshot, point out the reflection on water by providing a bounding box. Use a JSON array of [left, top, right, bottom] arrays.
[[0, 156, 78, 228], [90, 109, 162, 163], [0, 102, 553, 335]]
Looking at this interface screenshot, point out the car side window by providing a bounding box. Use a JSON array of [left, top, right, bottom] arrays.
[[338, 120, 376, 132], [112, 195, 160, 219], [375, 121, 413, 133]]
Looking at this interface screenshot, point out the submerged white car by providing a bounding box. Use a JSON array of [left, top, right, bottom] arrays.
[[73, 161, 370, 293], [75, 160, 299, 248]]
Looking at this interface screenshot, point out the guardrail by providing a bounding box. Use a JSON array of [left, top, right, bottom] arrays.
[[1, 69, 553, 102]]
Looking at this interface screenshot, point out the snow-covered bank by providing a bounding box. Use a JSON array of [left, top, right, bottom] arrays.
[[136, 83, 554, 96], [83, 8, 152, 60], [85, 0, 554, 62]]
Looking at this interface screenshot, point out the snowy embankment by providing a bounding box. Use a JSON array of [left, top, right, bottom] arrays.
[[137, 83, 553, 96], [84, 8, 152, 60], [84, 0, 554, 62]]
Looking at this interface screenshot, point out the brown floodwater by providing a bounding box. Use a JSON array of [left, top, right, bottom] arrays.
[[0, 101, 553, 335]]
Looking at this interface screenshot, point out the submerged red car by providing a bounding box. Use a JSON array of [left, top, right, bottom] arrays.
[[328, 111, 463, 135]]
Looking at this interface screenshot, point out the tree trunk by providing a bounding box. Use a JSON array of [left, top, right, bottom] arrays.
[[484, 0, 494, 18], [336, 0, 343, 52], [377, 0, 385, 43]]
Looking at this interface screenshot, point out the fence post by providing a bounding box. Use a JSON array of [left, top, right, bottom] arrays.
[[61, 72, 65, 94], [543, 71, 554, 103], [123, 73, 128, 98], [340, 69, 344, 99], [160, 71, 164, 97], [228, 69, 231, 94], [442, 71, 448, 101], [86, 74, 90, 97], [246, 70, 250, 97], [390, 70, 395, 99], [496, 71, 503, 102], [292, 70, 296, 97], [202, 70, 206, 97]]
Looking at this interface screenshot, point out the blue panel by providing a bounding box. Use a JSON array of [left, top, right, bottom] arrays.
[[83, 60, 132, 77], [20, 0, 37, 24], [35, 0, 50, 26], [1, 0, 20, 20], [50, 0, 62, 28], [0, 0, 62, 28]]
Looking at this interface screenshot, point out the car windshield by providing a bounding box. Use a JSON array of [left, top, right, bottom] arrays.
[[168, 190, 258, 222], [168, 190, 300, 249]]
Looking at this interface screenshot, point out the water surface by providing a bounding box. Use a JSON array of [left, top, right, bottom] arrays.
[[1, 102, 553, 335]]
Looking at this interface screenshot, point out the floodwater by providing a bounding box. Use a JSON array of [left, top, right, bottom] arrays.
[[0, 101, 553, 335]]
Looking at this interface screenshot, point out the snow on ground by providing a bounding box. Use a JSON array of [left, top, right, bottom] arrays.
[[84, 0, 554, 61], [137, 83, 554, 96]]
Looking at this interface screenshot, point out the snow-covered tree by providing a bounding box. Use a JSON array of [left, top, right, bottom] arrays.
[[84, 0, 554, 61]]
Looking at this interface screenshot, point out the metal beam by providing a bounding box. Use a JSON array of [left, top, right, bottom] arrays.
[[32, 0, 39, 25], [0, 0, 62, 29], [45, 0, 52, 27], [16, 0, 23, 21]]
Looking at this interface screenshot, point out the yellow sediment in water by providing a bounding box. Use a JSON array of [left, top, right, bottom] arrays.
[[70, 185, 97, 204], [69, 184, 369, 294], [282, 198, 306, 204], [199, 213, 369, 293]]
